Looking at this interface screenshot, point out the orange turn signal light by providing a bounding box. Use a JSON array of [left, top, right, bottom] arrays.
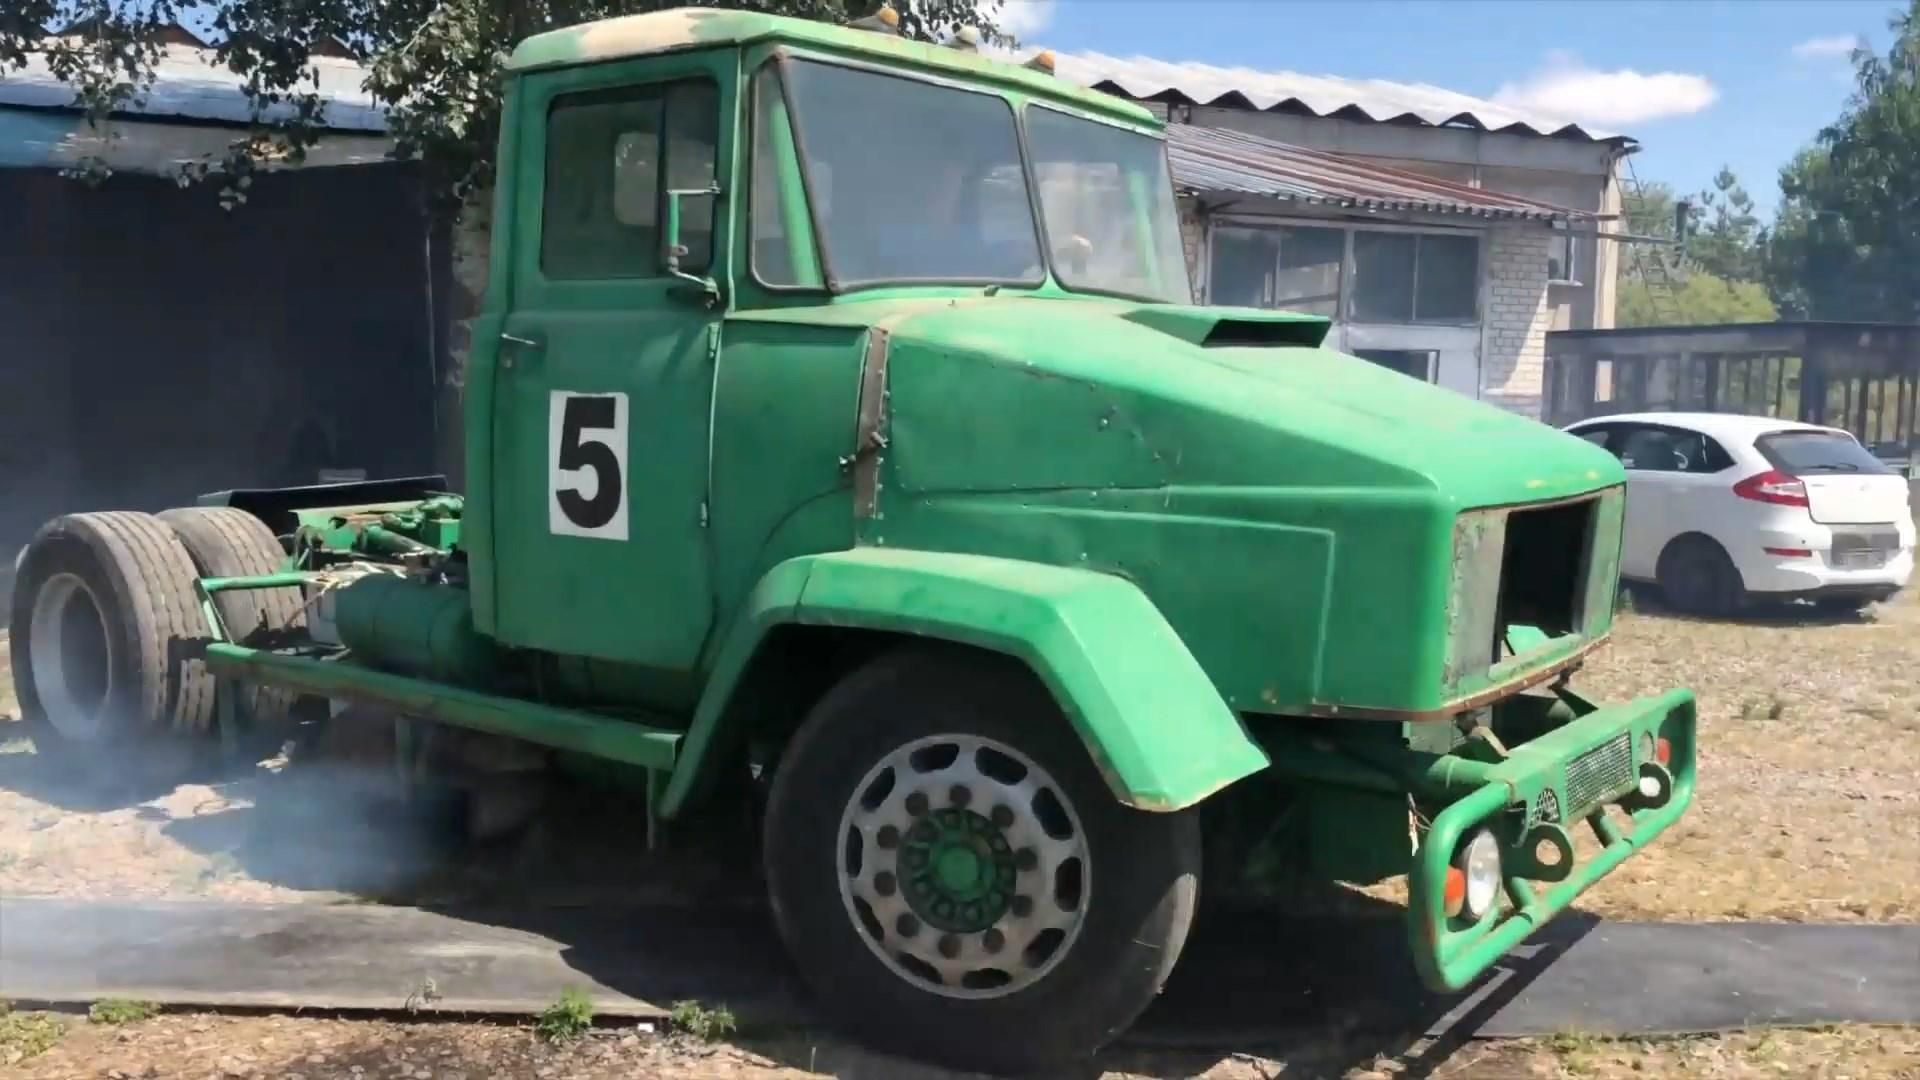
[[1655, 737, 1672, 766], [1442, 866, 1467, 918]]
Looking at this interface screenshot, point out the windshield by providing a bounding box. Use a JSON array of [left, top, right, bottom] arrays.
[[781, 59, 1044, 286], [776, 59, 1189, 300], [1026, 107, 1190, 302], [1755, 430, 1892, 475]]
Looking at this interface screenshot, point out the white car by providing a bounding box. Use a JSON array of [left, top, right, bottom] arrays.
[[1562, 412, 1915, 614]]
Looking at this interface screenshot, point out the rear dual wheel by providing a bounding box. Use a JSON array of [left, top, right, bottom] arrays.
[[763, 648, 1201, 1074], [8, 508, 297, 794]]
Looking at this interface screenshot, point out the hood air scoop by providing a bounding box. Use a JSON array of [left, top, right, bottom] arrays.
[[1121, 305, 1333, 349]]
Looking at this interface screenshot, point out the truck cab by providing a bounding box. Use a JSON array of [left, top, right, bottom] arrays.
[[7, 9, 1697, 1074]]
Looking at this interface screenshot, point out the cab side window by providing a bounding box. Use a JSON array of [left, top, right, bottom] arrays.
[[542, 80, 718, 280]]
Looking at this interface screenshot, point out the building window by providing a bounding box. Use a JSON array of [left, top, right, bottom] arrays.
[[1548, 231, 1580, 284], [1351, 229, 1478, 324], [1208, 224, 1341, 315], [1353, 348, 1437, 381]]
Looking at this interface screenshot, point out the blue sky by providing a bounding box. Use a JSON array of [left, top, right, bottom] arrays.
[[1001, 0, 1903, 220]]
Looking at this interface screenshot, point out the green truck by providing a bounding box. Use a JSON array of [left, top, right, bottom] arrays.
[[7, 8, 1696, 1072]]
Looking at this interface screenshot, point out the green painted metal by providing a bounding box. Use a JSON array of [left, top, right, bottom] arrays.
[[502, 8, 1156, 129], [659, 548, 1270, 816], [201, 641, 681, 771], [483, 45, 733, 671], [902, 808, 1018, 933], [109, 17, 1699, 1018], [331, 575, 499, 685]]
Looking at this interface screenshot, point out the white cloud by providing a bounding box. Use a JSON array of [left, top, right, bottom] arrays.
[[1493, 49, 1717, 128], [994, 0, 1055, 44], [1791, 34, 1862, 60]]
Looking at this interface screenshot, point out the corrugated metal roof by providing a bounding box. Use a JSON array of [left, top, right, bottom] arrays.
[[1167, 124, 1593, 222], [1054, 51, 1626, 144], [0, 43, 384, 132]]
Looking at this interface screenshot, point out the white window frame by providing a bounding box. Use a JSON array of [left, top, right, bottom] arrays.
[[1547, 228, 1582, 286], [1200, 214, 1486, 328]]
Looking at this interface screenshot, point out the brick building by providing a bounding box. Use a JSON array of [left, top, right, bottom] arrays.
[[1057, 52, 1634, 420]]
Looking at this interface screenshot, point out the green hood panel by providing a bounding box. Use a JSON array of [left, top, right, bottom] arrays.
[[868, 297, 1620, 508]]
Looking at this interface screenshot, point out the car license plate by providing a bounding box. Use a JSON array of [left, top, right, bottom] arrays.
[[1837, 549, 1887, 569]]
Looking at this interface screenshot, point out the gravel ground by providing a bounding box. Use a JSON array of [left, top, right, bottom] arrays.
[[4, 1010, 1918, 1079], [3, 590, 1918, 1077]]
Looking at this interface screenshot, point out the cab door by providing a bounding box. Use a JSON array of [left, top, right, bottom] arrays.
[[489, 53, 734, 678]]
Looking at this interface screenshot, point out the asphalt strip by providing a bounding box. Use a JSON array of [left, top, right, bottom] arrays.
[[0, 898, 1914, 1042]]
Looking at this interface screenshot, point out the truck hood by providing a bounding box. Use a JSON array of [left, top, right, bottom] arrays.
[[826, 296, 1622, 509]]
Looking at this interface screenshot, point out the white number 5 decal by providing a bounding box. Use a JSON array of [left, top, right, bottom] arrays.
[[549, 391, 629, 540]]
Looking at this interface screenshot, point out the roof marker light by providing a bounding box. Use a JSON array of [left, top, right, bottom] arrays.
[[1025, 49, 1056, 73], [851, 4, 900, 34]]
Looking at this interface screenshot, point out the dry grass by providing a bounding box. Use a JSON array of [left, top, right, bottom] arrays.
[[0, 628, 18, 725], [1566, 587, 1920, 923], [1461, 1025, 1920, 1079], [5, 1011, 1918, 1079]]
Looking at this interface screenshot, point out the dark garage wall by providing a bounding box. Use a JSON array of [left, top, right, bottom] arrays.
[[0, 162, 449, 586]]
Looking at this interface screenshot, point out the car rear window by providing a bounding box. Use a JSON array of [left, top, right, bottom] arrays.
[[1755, 430, 1891, 475]]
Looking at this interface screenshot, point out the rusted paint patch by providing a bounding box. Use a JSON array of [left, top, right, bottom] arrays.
[[1444, 509, 1506, 686], [1308, 635, 1610, 723], [551, 10, 726, 66], [850, 326, 892, 520]]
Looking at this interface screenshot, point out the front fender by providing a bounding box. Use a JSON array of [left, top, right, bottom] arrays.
[[659, 547, 1270, 817]]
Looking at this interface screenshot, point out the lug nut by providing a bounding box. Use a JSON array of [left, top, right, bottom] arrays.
[[938, 934, 962, 958], [1014, 848, 1039, 872], [896, 913, 920, 937], [874, 871, 897, 896], [876, 825, 901, 850], [983, 928, 1005, 953], [905, 792, 930, 817], [1010, 895, 1034, 917], [949, 784, 972, 807], [990, 805, 1015, 829]]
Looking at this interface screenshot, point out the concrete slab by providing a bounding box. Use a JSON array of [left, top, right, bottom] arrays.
[[1, 898, 1915, 1041], [0, 897, 802, 1021]]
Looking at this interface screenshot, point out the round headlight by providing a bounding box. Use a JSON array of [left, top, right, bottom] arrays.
[[1460, 828, 1502, 920]]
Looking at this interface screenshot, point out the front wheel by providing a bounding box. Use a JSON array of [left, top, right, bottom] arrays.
[[762, 647, 1200, 1074]]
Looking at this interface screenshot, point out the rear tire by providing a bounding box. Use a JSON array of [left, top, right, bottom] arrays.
[[158, 507, 305, 747], [8, 512, 215, 793], [762, 647, 1200, 1074], [1656, 535, 1747, 617]]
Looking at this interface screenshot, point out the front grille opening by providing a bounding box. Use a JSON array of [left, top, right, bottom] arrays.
[[1494, 499, 1595, 661]]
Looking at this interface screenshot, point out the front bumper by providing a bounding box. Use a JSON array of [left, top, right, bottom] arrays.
[[1407, 688, 1696, 991]]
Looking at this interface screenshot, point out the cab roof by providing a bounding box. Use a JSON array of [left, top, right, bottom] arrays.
[[505, 7, 1156, 128]]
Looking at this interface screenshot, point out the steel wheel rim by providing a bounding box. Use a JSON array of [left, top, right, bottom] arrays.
[[836, 733, 1091, 1000], [28, 572, 114, 741]]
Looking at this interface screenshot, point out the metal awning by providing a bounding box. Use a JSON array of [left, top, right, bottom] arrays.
[[1167, 124, 1594, 223]]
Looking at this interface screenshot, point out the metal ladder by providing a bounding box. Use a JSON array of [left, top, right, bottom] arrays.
[[1620, 155, 1684, 325]]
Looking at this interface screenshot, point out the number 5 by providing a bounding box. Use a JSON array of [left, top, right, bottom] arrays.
[[549, 391, 629, 540]]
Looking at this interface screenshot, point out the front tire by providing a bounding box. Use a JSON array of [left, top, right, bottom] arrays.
[[762, 647, 1200, 1074]]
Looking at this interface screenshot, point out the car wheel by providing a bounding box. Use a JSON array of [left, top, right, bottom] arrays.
[[1656, 535, 1747, 617]]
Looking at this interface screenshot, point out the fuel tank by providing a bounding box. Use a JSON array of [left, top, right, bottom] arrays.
[[331, 575, 497, 687]]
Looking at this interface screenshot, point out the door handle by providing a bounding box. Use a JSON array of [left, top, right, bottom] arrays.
[[499, 331, 544, 369]]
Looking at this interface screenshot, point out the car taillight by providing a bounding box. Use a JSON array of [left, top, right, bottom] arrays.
[[1733, 469, 1808, 507]]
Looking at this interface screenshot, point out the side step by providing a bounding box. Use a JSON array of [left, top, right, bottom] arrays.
[[203, 643, 682, 772]]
